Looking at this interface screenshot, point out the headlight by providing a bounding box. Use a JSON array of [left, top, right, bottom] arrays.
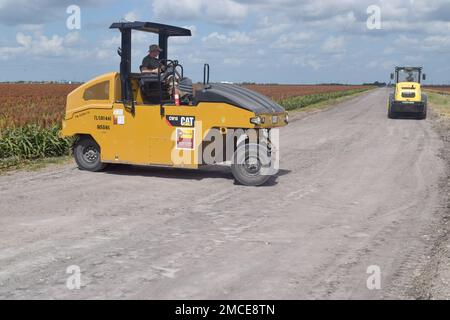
[[285, 113, 289, 124], [250, 116, 262, 125]]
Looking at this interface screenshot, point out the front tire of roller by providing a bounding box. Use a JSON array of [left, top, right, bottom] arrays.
[[418, 95, 428, 120], [418, 106, 427, 120], [231, 143, 276, 186]]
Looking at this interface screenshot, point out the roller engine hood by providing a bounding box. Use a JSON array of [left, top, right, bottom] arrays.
[[195, 83, 285, 115]]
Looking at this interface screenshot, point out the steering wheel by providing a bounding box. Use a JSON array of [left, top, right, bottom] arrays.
[[159, 60, 182, 83]]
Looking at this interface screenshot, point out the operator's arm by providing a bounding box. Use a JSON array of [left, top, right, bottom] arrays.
[[141, 67, 159, 73], [141, 57, 161, 74]]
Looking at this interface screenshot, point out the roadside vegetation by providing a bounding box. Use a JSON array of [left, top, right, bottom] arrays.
[[426, 91, 450, 118], [0, 125, 73, 169], [425, 86, 450, 96], [277, 88, 372, 111], [244, 84, 374, 100], [0, 84, 77, 169]]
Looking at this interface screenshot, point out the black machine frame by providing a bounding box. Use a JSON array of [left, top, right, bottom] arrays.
[[110, 22, 192, 107], [391, 66, 425, 84]]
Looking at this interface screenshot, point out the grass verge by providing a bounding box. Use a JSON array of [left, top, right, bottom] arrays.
[[416, 91, 450, 299], [426, 91, 450, 119], [279, 88, 374, 114], [0, 156, 72, 175]]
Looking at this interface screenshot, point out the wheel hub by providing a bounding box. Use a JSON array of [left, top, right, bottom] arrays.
[[244, 157, 261, 175], [83, 146, 98, 163]]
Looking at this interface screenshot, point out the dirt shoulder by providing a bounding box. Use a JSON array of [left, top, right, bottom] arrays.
[[0, 156, 72, 176], [413, 92, 450, 299]]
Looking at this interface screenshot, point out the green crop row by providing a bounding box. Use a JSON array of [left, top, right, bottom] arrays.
[[278, 88, 371, 111], [0, 125, 72, 168]]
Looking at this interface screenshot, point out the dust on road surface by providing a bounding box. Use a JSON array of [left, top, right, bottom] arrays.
[[0, 88, 448, 299]]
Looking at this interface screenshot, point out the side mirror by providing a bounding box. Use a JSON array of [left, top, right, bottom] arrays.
[[390, 73, 394, 80], [423, 74, 426, 81]]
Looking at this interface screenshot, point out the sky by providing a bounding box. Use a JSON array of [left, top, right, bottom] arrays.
[[0, 0, 449, 84]]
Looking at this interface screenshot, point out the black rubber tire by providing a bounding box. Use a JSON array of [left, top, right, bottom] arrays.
[[417, 106, 427, 120], [418, 95, 428, 120], [73, 136, 107, 172], [388, 108, 396, 119], [388, 104, 396, 119], [231, 143, 276, 186]]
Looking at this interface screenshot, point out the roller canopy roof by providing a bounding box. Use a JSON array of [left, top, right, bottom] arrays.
[[110, 21, 191, 37]]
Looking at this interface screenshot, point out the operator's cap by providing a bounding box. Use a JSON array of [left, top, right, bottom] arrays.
[[149, 44, 163, 52]]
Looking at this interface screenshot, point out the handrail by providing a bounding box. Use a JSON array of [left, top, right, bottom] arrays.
[[203, 64, 210, 86]]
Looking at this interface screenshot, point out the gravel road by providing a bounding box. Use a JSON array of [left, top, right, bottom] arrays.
[[0, 88, 448, 299]]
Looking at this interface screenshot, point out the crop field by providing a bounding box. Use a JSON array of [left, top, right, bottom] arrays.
[[425, 86, 450, 95], [246, 84, 372, 111], [0, 83, 372, 168], [244, 84, 373, 100], [0, 83, 372, 130], [0, 84, 79, 129], [0, 84, 79, 168]]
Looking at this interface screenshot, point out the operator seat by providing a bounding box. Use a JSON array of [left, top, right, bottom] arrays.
[[138, 66, 172, 104]]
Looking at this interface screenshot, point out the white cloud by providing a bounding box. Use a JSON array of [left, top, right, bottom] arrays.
[[152, 0, 202, 20], [389, 33, 450, 54], [152, 0, 248, 26], [251, 16, 292, 38], [100, 35, 120, 48], [367, 59, 395, 71], [0, 31, 82, 60], [64, 32, 81, 47], [124, 11, 140, 22], [272, 32, 314, 49], [230, 0, 450, 35], [224, 57, 244, 65], [0, 0, 114, 26], [288, 54, 323, 70], [202, 31, 256, 48], [321, 36, 346, 53], [204, 0, 247, 26], [2, 0, 450, 83], [16, 33, 32, 47], [18, 24, 44, 33]]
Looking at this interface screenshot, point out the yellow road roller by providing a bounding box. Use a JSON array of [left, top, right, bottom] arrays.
[[388, 66, 427, 120], [61, 21, 288, 186]]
